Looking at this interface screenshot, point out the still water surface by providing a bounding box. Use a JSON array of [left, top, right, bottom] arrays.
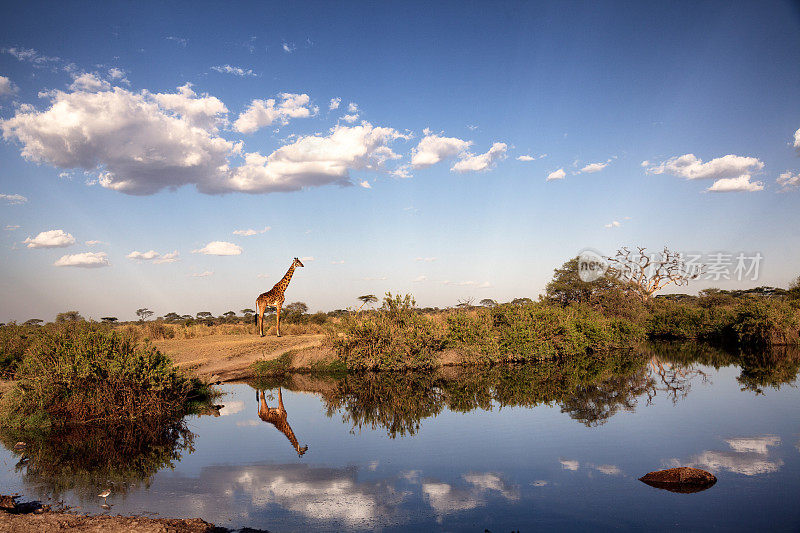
[[1, 344, 799, 531]]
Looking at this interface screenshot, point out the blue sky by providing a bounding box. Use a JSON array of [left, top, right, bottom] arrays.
[[1, 1, 799, 322]]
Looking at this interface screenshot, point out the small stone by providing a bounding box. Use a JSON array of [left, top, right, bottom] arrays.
[[639, 467, 717, 493]]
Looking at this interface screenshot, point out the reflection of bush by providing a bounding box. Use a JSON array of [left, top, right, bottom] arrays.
[[0, 420, 195, 501], [321, 352, 651, 437]]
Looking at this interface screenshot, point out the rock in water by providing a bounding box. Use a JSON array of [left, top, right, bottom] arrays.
[[639, 467, 717, 493]]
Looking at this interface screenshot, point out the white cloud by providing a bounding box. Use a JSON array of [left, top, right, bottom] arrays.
[[226, 123, 408, 193], [451, 142, 507, 173], [415, 257, 437, 262], [0, 193, 27, 205], [152, 83, 229, 131], [127, 249, 180, 263], [359, 180, 372, 189], [282, 41, 296, 53], [348, 102, 358, 113], [166, 36, 188, 47], [467, 124, 478, 131], [218, 401, 244, 416], [2, 47, 60, 66], [777, 171, 800, 192], [1, 84, 407, 196], [559, 459, 579, 471], [794, 127, 800, 154], [604, 220, 621, 229], [192, 241, 242, 255], [5, 225, 20, 230], [726, 436, 780, 455], [210, 65, 257, 77], [546, 168, 566, 181], [329, 97, 341, 110], [192, 270, 214, 277], [594, 464, 622, 476], [341, 114, 359, 123], [0, 75, 18, 97], [1, 84, 235, 195], [706, 175, 764, 193], [645, 154, 764, 188], [107, 68, 129, 84], [363, 276, 387, 281], [442, 280, 491, 288], [580, 161, 609, 173], [24, 229, 75, 248], [516, 155, 535, 161], [233, 93, 314, 133], [410, 131, 472, 168], [69, 72, 110, 92], [233, 226, 270, 236], [85, 240, 104, 245], [54, 251, 109, 268], [391, 165, 412, 179]]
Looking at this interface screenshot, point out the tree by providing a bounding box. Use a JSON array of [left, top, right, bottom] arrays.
[[163, 312, 182, 323], [356, 294, 378, 312], [100, 317, 118, 323], [23, 318, 44, 326], [136, 308, 154, 322], [479, 299, 498, 308], [196, 311, 213, 320], [241, 308, 255, 317], [606, 246, 702, 300], [456, 297, 475, 308], [222, 311, 237, 323], [56, 311, 84, 323], [285, 302, 309, 314], [510, 297, 533, 306], [545, 257, 622, 305], [788, 276, 800, 299]]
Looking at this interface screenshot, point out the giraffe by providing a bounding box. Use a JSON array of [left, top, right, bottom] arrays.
[[256, 388, 308, 457], [256, 257, 304, 337]]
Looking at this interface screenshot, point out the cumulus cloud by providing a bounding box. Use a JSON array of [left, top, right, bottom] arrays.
[[546, 168, 566, 181], [451, 142, 507, 173], [777, 171, 800, 192], [54, 251, 109, 268], [107, 68, 129, 84], [794, 127, 800, 154], [341, 114, 359, 123], [0, 75, 18, 97], [5, 225, 20, 230], [706, 175, 764, 193], [604, 220, 621, 229], [685, 435, 783, 476], [24, 229, 75, 248], [233, 226, 270, 236], [1, 84, 408, 196], [391, 165, 412, 179], [358, 180, 372, 189], [85, 240, 105, 245], [580, 161, 609, 173], [127, 249, 179, 263], [423, 473, 518, 518], [282, 41, 296, 53], [210, 65, 257, 77], [516, 155, 535, 161], [233, 93, 315, 133], [0, 193, 27, 205], [559, 459, 579, 471], [329, 97, 341, 110], [1, 84, 235, 195], [410, 130, 472, 168], [69, 72, 110, 92], [645, 153, 765, 192], [192, 241, 242, 256], [225, 123, 408, 193]]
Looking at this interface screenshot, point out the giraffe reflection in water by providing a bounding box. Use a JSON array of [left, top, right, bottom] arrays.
[[256, 388, 309, 457]]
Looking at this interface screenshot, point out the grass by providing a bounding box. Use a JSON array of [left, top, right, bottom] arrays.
[[252, 349, 347, 377], [0, 321, 214, 429]]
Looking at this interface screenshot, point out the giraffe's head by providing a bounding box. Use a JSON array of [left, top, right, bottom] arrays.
[[293, 257, 305, 268]]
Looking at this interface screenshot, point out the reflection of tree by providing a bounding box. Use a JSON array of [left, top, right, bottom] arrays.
[[645, 357, 708, 404], [560, 368, 652, 426], [0, 420, 195, 501], [320, 352, 653, 437], [736, 347, 800, 394]]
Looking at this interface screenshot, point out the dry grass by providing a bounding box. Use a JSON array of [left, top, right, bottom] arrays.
[[121, 320, 329, 341]]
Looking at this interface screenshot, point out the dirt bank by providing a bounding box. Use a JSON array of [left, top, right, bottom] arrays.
[[152, 333, 331, 382]]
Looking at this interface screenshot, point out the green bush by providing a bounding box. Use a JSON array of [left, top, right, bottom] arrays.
[[0, 322, 211, 428]]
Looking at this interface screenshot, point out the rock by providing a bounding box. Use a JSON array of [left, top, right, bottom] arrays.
[[639, 467, 717, 493]]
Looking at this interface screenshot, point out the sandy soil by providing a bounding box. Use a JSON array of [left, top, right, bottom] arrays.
[[152, 333, 331, 382]]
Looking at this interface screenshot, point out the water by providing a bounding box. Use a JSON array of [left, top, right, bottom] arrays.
[[1, 344, 799, 531]]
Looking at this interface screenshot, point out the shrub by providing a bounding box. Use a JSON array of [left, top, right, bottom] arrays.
[[0, 322, 211, 428]]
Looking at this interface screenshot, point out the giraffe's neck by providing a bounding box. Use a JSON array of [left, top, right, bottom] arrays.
[[273, 263, 296, 294]]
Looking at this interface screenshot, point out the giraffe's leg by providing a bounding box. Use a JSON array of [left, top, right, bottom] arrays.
[[276, 304, 282, 337], [277, 387, 284, 410], [257, 301, 265, 337]]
